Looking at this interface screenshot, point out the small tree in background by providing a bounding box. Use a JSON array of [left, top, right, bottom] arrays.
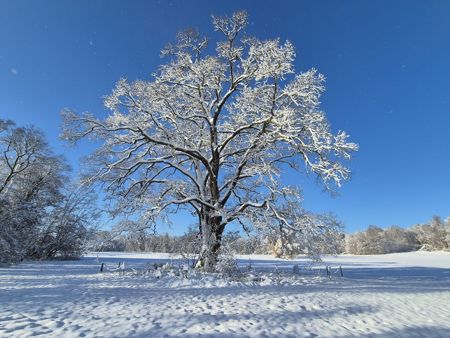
[[62, 11, 357, 270], [413, 216, 448, 251]]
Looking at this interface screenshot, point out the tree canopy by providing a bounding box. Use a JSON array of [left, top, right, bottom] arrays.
[[62, 11, 357, 269]]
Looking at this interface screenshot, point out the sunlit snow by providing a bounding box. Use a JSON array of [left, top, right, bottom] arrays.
[[1, 251, 449, 337]]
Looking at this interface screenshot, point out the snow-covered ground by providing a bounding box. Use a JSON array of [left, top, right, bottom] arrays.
[[1, 251, 450, 337]]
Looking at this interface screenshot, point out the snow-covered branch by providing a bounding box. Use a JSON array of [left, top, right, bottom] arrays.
[[61, 10, 357, 269]]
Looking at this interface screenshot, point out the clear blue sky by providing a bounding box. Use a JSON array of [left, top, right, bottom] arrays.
[[1, 0, 449, 233]]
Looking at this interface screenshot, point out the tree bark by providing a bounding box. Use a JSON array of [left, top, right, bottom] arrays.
[[196, 213, 224, 271]]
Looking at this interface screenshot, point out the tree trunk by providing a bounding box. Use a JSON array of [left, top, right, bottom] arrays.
[[196, 214, 224, 272]]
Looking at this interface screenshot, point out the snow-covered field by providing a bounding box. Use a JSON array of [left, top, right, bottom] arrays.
[[1, 251, 450, 337]]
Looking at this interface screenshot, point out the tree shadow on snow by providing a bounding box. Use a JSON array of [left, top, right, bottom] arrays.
[[337, 326, 450, 338], [124, 303, 379, 338]]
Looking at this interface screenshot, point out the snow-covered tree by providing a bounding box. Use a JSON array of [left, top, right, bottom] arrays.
[[345, 225, 419, 255], [345, 227, 384, 255], [267, 213, 344, 258], [0, 120, 59, 262], [445, 217, 450, 249], [383, 226, 419, 253], [413, 216, 448, 251], [62, 11, 357, 270], [34, 184, 99, 259], [0, 119, 97, 263]]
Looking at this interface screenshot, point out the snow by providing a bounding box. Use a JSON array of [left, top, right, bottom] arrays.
[[1, 251, 450, 337]]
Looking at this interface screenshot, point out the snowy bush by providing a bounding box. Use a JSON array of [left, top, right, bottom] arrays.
[[215, 246, 238, 277]]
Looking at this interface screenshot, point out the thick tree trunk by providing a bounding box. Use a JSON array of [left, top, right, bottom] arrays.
[[196, 214, 224, 272]]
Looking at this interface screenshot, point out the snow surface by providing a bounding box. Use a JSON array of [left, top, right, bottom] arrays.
[[1, 251, 450, 337]]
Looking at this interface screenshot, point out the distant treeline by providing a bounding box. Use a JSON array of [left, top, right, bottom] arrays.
[[345, 216, 450, 254], [92, 216, 450, 257], [91, 225, 342, 258], [91, 228, 274, 256]]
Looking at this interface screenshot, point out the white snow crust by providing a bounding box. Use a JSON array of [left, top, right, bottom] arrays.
[[1, 251, 449, 337]]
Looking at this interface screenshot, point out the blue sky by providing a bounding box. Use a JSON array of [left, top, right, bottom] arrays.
[[1, 0, 449, 233]]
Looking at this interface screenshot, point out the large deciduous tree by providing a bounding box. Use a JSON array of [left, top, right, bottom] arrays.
[[62, 11, 358, 270]]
